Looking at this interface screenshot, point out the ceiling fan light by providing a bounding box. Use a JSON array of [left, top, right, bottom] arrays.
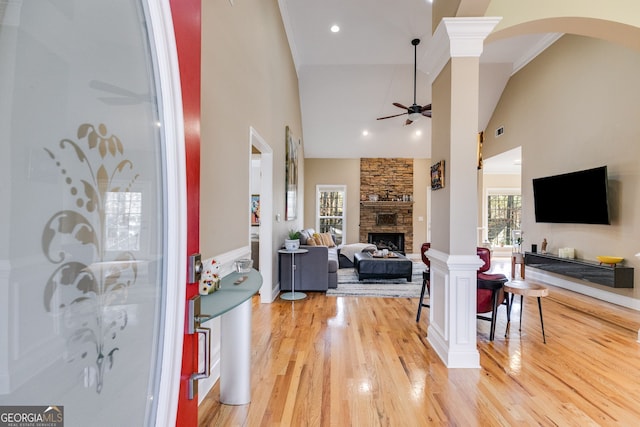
[[408, 112, 422, 121]]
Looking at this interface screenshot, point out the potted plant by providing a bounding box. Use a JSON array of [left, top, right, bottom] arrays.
[[284, 229, 300, 251]]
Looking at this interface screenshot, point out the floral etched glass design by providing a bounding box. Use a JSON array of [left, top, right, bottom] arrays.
[[0, 1, 170, 425]]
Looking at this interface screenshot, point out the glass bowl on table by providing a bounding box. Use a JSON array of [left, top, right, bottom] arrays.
[[234, 258, 253, 273]]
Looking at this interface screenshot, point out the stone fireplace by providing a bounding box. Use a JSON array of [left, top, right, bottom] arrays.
[[359, 158, 413, 253]]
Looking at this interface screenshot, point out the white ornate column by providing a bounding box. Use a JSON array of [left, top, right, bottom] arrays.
[[425, 17, 501, 368]]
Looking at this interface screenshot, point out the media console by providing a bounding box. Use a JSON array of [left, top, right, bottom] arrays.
[[524, 252, 634, 288]]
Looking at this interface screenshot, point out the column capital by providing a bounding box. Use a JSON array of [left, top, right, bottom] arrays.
[[443, 17, 502, 57], [426, 16, 502, 82]]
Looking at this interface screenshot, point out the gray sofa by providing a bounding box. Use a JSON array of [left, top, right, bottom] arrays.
[[279, 244, 338, 292], [279, 229, 377, 292]]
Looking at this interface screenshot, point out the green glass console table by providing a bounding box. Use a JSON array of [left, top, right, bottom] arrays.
[[199, 269, 262, 319], [199, 269, 262, 405]]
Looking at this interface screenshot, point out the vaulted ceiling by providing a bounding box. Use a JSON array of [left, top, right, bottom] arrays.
[[278, 0, 560, 172]]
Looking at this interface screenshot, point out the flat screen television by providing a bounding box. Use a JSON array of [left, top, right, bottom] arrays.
[[532, 166, 610, 224]]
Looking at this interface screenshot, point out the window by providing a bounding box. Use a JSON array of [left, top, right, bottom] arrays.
[[105, 191, 142, 251], [486, 192, 521, 247], [316, 185, 346, 245]]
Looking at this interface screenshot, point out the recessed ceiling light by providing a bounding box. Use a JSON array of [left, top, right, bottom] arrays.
[[415, 130, 422, 136], [330, 24, 340, 33], [362, 130, 369, 136]]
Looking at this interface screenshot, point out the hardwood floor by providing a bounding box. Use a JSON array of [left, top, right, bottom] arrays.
[[198, 281, 640, 426]]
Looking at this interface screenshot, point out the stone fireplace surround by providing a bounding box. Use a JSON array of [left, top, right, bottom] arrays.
[[359, 158, 413, 253]]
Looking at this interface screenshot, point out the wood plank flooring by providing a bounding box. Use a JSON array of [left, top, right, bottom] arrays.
[[198, 283, 640, 426]]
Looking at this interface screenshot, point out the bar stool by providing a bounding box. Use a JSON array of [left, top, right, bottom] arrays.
[[416, 269, 430, 321], [416, 243, 430, 322], [476, 247, 509, 341]]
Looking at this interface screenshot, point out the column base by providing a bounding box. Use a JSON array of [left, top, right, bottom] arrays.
[[425, 248, 483, 368]]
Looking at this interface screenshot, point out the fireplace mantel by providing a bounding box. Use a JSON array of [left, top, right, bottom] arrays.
[[360, 201, 413, 207]]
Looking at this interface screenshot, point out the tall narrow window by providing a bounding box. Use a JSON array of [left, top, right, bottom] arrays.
[[316, 185, 346, 245], [487, 192, 521, 247]]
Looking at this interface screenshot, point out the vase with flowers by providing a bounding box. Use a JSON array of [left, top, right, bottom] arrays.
[[199, 258, 221, 295], [512, 230, 524, 253]]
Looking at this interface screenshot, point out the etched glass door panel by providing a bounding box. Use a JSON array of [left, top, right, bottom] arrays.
[[0, 1, 175, 425]]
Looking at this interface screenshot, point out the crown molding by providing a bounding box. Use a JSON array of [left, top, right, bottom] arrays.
[[277, 0, 300, 76], [512, 33, 563, 75]]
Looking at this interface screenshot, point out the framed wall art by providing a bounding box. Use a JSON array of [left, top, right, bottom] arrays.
[[285, 126, 298, 220], [431, 160, 445, 190], [477, 131, 484, 170], [251, 194, 260, 226]]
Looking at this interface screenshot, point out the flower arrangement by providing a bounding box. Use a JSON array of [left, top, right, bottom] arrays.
[[199, 258, 221, 295], [514, 231, 524, 253]]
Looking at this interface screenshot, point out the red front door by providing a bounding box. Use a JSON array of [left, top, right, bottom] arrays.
[[170, 0, 202, 425], [0, 1, 192, 425]]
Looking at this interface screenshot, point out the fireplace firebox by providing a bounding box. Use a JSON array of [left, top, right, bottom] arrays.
[[368, 232, 405, 254]]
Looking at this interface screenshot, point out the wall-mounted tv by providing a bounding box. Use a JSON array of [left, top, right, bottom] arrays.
[[532, 166, 610, 224]]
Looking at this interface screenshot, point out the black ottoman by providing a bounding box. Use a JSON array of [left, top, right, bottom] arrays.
[[353, 251, 413, 281]]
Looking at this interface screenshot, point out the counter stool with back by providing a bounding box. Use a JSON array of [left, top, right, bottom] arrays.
[[416, 243, 430, 322]]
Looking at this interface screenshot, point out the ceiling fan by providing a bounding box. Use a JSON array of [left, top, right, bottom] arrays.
[[376, 38, 431, 125]]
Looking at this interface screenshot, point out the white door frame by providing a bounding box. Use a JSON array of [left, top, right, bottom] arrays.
[[150, 1, 187, 424], [249, 127, 275, 302]]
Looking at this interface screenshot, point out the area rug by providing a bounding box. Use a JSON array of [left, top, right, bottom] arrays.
[[327, 261, 427, 298]]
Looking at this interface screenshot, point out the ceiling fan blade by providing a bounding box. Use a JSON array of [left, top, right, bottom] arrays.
[[392, 102, 409, 110], [421, 104, 432, 112], [376, 112, 408, 120], [422, 110, 432, 118], [405, 118, 414, 125]]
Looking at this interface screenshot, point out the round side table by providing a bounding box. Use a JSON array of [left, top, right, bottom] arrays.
[[278, 248, 308, 300], [503, 280, 549, 343]]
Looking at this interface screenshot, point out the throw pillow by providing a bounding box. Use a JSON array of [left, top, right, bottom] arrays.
[[306, 237, 317, 246], [320, 232, 335, 247], [299, 229, 312, 244]]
